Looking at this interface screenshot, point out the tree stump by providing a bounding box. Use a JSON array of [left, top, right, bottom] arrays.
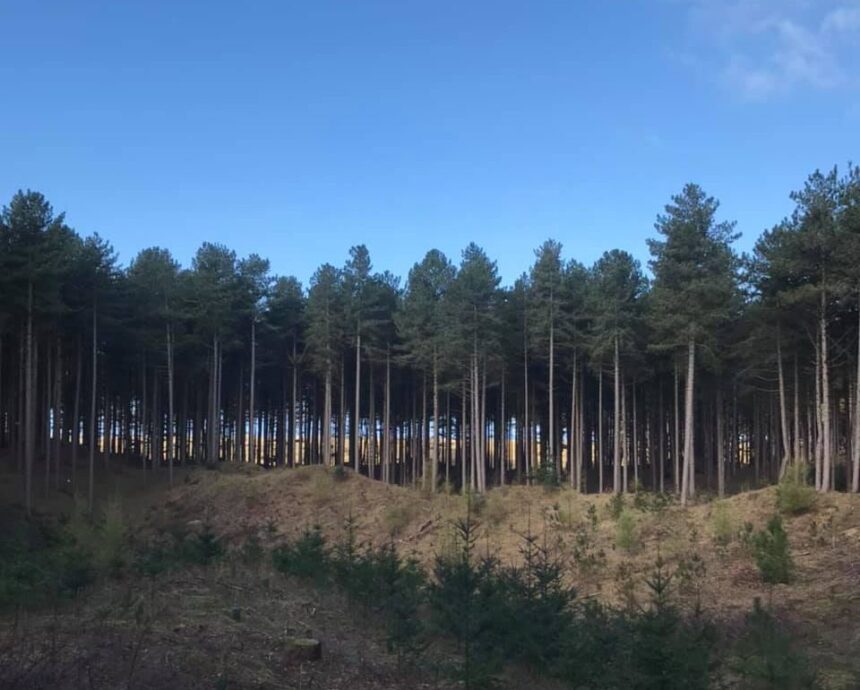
[[284, 637, 322, 664]]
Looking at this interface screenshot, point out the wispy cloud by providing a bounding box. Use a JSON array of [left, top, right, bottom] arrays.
[[681, 0, 860, 100]]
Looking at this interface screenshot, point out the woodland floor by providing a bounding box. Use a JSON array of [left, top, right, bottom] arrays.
[[1, 456, 859, 688]]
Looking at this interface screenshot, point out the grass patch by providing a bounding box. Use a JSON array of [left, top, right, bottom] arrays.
[[383, 503, 416, 537], [776, 472, 816, 516], [752, 515, 793, 585], [616, 510, 637, 552], [710, 500, 735, 546]]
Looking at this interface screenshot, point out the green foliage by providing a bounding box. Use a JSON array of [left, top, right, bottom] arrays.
[[181, 525, 225, 565], [133, 524, 224, 576], [503, 531, 576, 671], [711, 500, 735, 546], [733, 598, 817, 689], [633, 490, 674, 514], [622, 556, 713, 690], [429, 512, 503, 687], [776, 473, 816, 516], [571, 521, 607, 575], [237, 532, 265, 568], [0, 514, 96, 611], [272, 525, 328, 581], [608, 492, 626, 519], [752, 516, 793, 584], [586, 503, 599, 530], [615, 509, 637, 552]]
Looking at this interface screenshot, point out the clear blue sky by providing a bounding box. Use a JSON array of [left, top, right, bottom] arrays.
[[2, 1, 858, 286]]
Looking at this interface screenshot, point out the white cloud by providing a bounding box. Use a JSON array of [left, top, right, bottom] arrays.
[[681, 0, 860, 100], [822, 6, 860, 32]]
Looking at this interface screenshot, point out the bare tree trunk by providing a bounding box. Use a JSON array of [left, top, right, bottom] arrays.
[[368, 364, 376, 476], [853, 293, 860, 493], [819, 295, 832, 492], [674, 361, 680, 495], [88, 302, 97, 512], [659, 382, 665, 493], [681, 339, 695, 506], [717, 388, 725, 498], [633, 381, 638, 488], [354, 329, 361, 472], [24, 282, 34, 515], [290, 339, 297, 467], [613, 336, 621, 494], [53, 339, 62, 488], [45, 341, 52, 493], [777, 330, 791, 478], [167, 322, 175, 485], [523, 311, 530, 485], [383, 346, 391, 483], [432, 352, 439, 491], [500, 367, 506, 487], [338, 355, 346, 466], [249, 318, 256, 466], [72, 335, 82, 485], [569, 352, 576, 489], [793, 357, 802, 471], [323, 364, 332, 465], [548, 309, 555, 478], [598, 366, 604, 494]]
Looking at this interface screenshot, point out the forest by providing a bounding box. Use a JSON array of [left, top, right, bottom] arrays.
[[2, 166, 860, 688], [2, 165, 860, 515]]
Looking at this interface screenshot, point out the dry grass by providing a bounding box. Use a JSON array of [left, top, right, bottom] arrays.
[[42, 462, 858, 686]]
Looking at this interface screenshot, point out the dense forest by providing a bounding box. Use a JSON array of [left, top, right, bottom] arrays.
[[2, 165, 859, 515]]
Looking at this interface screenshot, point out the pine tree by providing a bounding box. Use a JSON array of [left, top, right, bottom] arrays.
[[648, 184, 738, 504]]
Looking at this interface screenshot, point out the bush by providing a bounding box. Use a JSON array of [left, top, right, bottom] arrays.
[[752, 516, 793, 584], [632, 490, 673, 514], [776, 473, 816, 516], [133, 524, 225, 576], [608, 492, 626, 519], [733, 597, 817, 689], [181, 525, 225, 565], [272, 526, 329, 581], [238, 532, 265, 568], [711, 500, 735, 546], [620, 556, 713, 689], [571, 522, 607, 576], [429, 512, 507, 687], [0, 514, 96, 610], [616, 510, 637, 552]]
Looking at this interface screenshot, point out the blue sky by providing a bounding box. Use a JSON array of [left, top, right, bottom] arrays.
[[1, 1, 858, 286]]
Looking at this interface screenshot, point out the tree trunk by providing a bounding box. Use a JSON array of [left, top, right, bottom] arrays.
[[432, 352, 439, 491], [598, 366, 604, 494], [853, 292, 860, 493], [680, 339, 695, 506], [613, 336, 621, 494], [354, 329, 361, 472], [717, 388, 725, 498], [548, 308, 555, 478], [167, 322, 175, 484], [819, 294, 832, 492], [88, 301, 97, 512], [383, 346, 391, 483], [24, 282, 34, 515], [777, 330, 791, 478], [249, 318, 256, 465], [674, 361, 680, 495]]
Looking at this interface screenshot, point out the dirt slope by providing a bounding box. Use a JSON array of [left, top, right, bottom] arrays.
[[153, 464, 860, 686]]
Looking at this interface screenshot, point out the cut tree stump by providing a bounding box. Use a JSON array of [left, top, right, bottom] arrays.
[[284, 637, 322, 664]]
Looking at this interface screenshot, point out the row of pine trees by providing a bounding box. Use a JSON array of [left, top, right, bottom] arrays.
[[2, 165, 859, 514]]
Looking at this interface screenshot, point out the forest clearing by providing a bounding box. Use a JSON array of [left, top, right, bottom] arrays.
[[1, 457, 858, 689]]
